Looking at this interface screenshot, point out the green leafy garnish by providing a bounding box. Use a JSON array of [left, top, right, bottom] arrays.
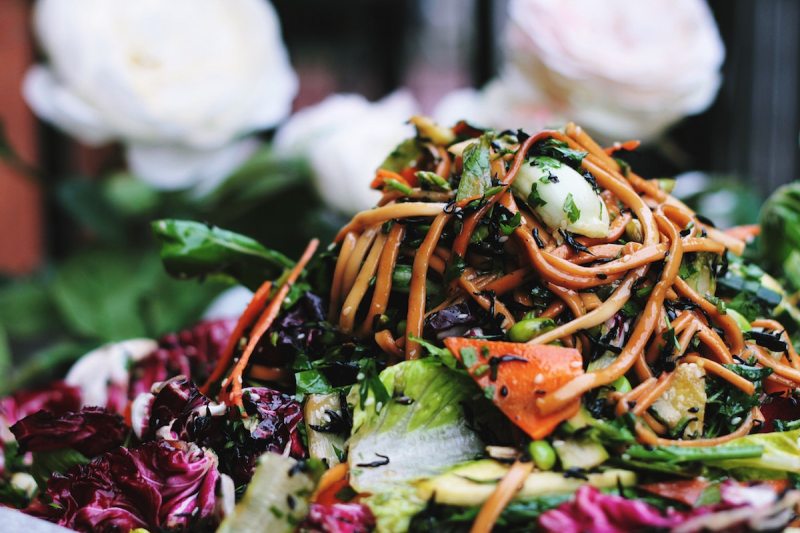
[[380, 138, 422, 173], [527, 183, 546, 208], [152, 219, 294, 291], [456, 134, 493, 202], [563, 193, 581, 223], [384, 178, 413, 195], [704, 362, 772, 438], [531, 155, 561, 172], [534, 138, 587, 169], [415, 171, 451, 191], [499, 212, 522, 236]]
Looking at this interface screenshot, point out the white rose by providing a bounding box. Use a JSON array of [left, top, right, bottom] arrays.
[[274, 91, 418, 214], [434, 75, 563, 133], [23, 0, 297, 190], [503, 0, 724, 141]]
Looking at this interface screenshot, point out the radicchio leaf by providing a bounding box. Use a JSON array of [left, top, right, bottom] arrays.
[[131, 375, 227, 447], [128, 319, 235, 399], [132, 376, 306, 486], [10, 407, 127, 457], [0, 382, 81, 438], [27, 440, 229, 533], [219, 387, 305, 485]]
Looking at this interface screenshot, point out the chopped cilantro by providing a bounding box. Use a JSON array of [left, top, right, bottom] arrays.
[[531, 155, 561, 172], [563, 193, 580, 223], [527, 183, 546, 208], [473, 364, 489, 377], [484, 385, 496, 400], [499, 211, 522, 235], [534, 138, 587, 168], [460, 347, 479, 368]]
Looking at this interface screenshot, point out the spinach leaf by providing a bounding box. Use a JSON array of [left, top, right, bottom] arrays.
[[456, 134, 493, 202], [152, 219, 294, 290]]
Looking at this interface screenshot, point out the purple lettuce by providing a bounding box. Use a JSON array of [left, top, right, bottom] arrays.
[[128, 319, 235, 399], [27, 440, 228, 533], [301, 503, 376, 533], [10, 407, 127, 457]]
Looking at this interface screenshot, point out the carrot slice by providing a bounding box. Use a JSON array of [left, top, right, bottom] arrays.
[[442, 338, 584, 439]]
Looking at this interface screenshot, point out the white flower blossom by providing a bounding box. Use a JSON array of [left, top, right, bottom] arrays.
[[23, 0, 297, 190], [503, 0, 725, 141], [274, 91, 418, 214]]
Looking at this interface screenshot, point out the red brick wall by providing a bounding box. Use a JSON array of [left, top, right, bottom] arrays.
[[0, 0, 42, 274]]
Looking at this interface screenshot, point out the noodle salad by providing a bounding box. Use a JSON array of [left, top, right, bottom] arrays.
[[3, 118, 800, 533]]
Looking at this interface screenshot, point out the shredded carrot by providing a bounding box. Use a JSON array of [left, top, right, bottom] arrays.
[[470, 460, 533, 533], [201, 280, 273, 395], [223, 239, 319, 410]]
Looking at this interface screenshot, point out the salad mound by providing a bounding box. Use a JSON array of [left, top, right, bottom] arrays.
[[2, 118, 800, 532]]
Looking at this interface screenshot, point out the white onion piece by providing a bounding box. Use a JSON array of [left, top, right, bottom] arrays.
[[512, 159, 610, 238]]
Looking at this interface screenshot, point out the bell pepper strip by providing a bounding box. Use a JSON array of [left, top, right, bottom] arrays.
[[638, 479, 710, 507], [312, 463, 350, 505], [370, 168, 414, 190], [223, 239, 319, 411], [724, 224, 761, 241], [442, 338, 584, 440], [200, 279, 273, 395]]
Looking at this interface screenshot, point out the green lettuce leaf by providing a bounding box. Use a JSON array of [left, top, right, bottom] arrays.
[[348, 360, 484, 532], [708, 429, 800, 477]]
